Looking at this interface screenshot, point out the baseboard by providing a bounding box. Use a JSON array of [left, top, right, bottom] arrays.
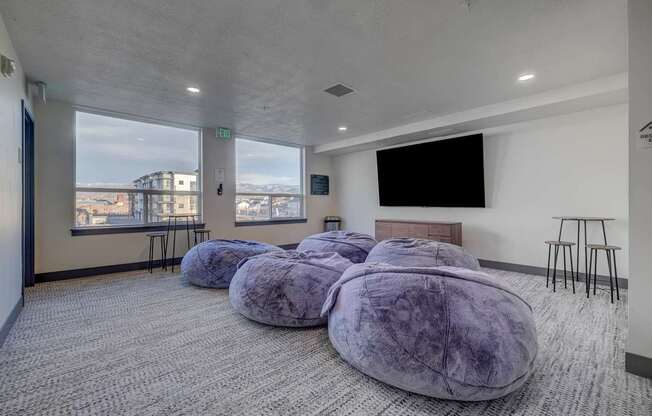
[[478, 259, 628, 289], [35, 257, 183, 283], [0, 296, 23, 348], [36, 245, 300, 283], [626, 352, 652, 380], [35, 250, 627, 289]]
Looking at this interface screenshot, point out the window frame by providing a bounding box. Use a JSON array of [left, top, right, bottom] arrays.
[[234, 136, 306, 225], [72, 108, 203, 233]]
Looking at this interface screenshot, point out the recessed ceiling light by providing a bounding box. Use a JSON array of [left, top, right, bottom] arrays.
[[338, 126, 348, 132], [136, 137, 145, 142], [186, 86, 201, 93], [517, 73, 535, 82]]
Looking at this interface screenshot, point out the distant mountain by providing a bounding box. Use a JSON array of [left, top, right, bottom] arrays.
[[236, 183, 300, 194]]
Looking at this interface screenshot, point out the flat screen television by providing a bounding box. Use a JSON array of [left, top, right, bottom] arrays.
[[376, 134, 485, 207]]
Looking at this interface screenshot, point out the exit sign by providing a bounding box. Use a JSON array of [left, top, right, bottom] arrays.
[[217, 127, 232, 140]]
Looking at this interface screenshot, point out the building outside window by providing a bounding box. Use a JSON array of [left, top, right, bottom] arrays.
[[235, 137, 304, 223], [75, 111, 201, 227]]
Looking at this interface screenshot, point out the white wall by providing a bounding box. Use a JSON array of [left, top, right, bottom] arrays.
[[0, 13, 30, 327], [627, 0, 652, 363], [334, 105, 629, 276], [34, 100, 336, 273]]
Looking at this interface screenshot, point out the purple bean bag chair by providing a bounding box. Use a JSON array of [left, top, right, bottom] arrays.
[[229, 250, 353, 327], [181, 239, 282, 288], [321, 263, 537, 401], [297, 231, 377, 263], [366, 238, 480, 270]]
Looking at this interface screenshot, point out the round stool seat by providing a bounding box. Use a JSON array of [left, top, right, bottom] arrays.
[[586, 244, 621, 251], [544, 240, 575, 246]]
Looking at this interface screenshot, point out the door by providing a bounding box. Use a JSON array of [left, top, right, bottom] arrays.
[[22, 101, 35, 288]]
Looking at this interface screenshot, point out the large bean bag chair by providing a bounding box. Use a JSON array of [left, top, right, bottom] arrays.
[[366, 238, 480, 270], [229, 250, 353, 327], [321, 263, 537, 401], [297, 231, 377, 263], [181, 239, 282, 288]]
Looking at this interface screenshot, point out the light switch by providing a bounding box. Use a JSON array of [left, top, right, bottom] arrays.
[[215, 168, 225, 183]]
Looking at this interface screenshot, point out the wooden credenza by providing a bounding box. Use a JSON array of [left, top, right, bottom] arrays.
[[375, 219, 463, 246]]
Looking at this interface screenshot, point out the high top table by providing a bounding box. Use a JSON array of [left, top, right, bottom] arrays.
[[165, 214, 198, 272], [552, 216, 615, 289]]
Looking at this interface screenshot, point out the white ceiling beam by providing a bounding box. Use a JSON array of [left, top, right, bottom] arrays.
[[314, 73, 628, 155]]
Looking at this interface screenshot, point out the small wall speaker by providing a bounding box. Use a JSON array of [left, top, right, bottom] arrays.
[[1, 54, 16, 78]]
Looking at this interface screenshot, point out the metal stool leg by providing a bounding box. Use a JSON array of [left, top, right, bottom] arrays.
[[159, 236, 166, 271], [552, 245, 559, 292], [576, 221, 581, 282], [563, 246, 568, 289], [587, 247, 593, 298], [186, 216, 191, 249], [164, 217, 171, 270], [192, 216, 197, 246], [613, 250, 620, 301], [606, 249, 614, 303], [546, 244, 551, 288], [593, 249, 598, 295], [584, 221, 589, 294], [172, 218, 178, 272], [148, 237, 154, 273], [569, 245, 575, 294]]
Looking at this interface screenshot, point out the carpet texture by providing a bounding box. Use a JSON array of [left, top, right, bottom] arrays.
[[0, 269, 650, 415]]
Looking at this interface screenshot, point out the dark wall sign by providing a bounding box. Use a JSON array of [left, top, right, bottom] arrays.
[[640, 121, 652, 147], [310, 174, 329, 195]]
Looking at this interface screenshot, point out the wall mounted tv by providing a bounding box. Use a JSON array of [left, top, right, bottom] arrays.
[[376, 134, 485, 208]]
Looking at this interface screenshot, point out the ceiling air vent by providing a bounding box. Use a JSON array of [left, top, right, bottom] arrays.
[[324, 84, 355, 97]]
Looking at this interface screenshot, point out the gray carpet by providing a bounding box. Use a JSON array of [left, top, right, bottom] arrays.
[[0, 268, 650, 415]]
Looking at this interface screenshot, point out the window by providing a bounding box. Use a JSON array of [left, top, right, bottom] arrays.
[[75, 111, 201, 227], [235, 138, 304, 223]]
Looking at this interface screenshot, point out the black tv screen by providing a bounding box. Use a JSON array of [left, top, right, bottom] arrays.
[[376, 134, 485, 207]]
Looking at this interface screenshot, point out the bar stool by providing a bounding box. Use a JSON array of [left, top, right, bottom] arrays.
[[545, 241, 576, 293], [193, 229, 211, 244], [146, 232, 167, 273], [587, 244, 621, 303]]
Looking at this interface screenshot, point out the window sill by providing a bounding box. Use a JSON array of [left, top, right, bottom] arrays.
[[71, 223, 206, 236], [235, 218, 308, 227]]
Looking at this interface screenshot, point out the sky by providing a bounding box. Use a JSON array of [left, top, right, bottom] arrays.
[[76, 112, 301, 189], [235, 138, 301, 187], [75, 112, 199, 187]]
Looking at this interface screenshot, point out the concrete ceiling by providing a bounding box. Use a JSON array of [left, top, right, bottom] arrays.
[[1, 0, 627, 145]]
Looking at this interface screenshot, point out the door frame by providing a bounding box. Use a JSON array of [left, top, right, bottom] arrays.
[[22, 100, 35, 291]]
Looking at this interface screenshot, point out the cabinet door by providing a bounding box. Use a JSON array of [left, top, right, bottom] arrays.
[[429, 224, 452, 237], [409, 223, 429, 238], [375, 222, 392, 241], [391, 223, 410, 238]]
